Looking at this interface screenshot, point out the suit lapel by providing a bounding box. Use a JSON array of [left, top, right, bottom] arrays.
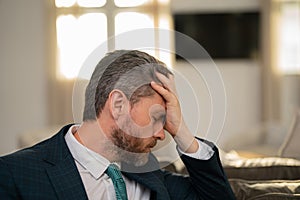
[[46, 155, 88, 200], [41, 125, 171, 200], [121, 154, 170, 200], [43, 125, 88, 200], [124, 171, 170, 200]]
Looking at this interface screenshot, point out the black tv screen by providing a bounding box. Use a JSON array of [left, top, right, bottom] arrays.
[[174, 12, 260, 59]]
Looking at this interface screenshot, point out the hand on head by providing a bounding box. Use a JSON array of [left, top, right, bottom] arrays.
[[150, 72, 182, 137]]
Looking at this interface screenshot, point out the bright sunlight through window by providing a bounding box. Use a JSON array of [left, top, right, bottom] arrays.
[[55, 0, 106, 8], [115, 12, 155, 56], [114, 0, 149, 7], [55, 0, 172, 79], [278, 2, 300, 74], [115, 12, 172, 67], [56, 13, 107, 79]]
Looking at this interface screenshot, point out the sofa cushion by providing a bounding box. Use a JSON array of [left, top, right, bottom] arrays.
[[224, 157, 300, 180], [229, 179, 300, 200]]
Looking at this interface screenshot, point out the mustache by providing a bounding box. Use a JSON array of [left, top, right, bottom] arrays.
[[147, 139, 157, 148]]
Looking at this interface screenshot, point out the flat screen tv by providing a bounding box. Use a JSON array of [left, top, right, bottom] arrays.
[[174, 12, 260, 59]]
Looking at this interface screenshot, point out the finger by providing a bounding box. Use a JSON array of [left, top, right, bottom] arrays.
[[155, 72, 177, 94], [150, 81, 173, 102]]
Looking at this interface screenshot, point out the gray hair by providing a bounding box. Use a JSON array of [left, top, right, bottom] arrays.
[[83, 50, 172, 121]]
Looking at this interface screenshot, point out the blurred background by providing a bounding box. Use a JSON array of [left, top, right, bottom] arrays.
[[0, 0, 299, 156]]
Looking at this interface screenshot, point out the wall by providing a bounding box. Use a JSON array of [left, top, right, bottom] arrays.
[[217, 61, 262, 149], [0, 0, 47, 155], [0, 0, 263, 155], [174, 60, 262, 150], [171, 0, 263, 150], [281, 75, 300, 126]]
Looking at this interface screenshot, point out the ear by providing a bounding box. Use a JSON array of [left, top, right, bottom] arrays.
[[109, 89, 129, 120]]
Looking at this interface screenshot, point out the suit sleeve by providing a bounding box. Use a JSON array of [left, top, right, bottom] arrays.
[[0, 158, 19, 199], [163, 140, 236, 200]]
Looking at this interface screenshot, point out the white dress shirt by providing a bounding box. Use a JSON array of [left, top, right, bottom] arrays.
[[65, 125, 214, 200]]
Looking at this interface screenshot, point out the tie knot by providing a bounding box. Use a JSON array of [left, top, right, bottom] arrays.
[[106, 164, 123, 180]]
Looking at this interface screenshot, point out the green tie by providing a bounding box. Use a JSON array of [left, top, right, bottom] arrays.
[[105, 164, 128, 200]]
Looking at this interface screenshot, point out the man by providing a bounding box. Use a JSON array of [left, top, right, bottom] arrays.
[[0, 50, 235, 199]]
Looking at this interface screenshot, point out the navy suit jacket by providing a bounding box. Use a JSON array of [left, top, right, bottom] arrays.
[[0, 124, 235, 199]]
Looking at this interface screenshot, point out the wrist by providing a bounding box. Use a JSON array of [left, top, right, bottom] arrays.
[[173, 123, 199, 153]]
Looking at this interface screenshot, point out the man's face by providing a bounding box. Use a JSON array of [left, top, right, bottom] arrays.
[[110, 92, 166, 165]]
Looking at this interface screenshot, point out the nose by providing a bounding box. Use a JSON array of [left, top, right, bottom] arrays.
[[153, 128, 165, 140]]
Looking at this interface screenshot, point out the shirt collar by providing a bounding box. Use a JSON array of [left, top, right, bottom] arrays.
[[65, 124, 110, 179]]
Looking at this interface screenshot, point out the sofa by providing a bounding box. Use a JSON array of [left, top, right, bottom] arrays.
[[164, 110, 300, 199], [225, 110, 300, 199], [226, 110, 300, 199], [224, 154, 300, 199]]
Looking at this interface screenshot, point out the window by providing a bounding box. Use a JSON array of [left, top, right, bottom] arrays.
[[56, 13, 107, 79], [277, 1, 300, 74], [55, 0, 106, 8], [55, 0, 172, 79]]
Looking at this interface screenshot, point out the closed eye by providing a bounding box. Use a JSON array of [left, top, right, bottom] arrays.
[[153, 114, 166, 125]]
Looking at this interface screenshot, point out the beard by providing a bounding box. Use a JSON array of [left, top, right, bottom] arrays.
[[109, 127, 157, 167]]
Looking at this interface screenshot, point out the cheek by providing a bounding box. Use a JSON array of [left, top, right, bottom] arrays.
[[130, 107, 151, 127], [128, 104, 165, 138]]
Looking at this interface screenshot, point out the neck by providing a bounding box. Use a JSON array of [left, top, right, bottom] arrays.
[[74, 120, 120, 162]]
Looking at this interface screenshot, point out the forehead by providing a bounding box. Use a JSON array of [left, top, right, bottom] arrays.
[[147, 92, 165, 108], [134, 92, 166, 110]]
